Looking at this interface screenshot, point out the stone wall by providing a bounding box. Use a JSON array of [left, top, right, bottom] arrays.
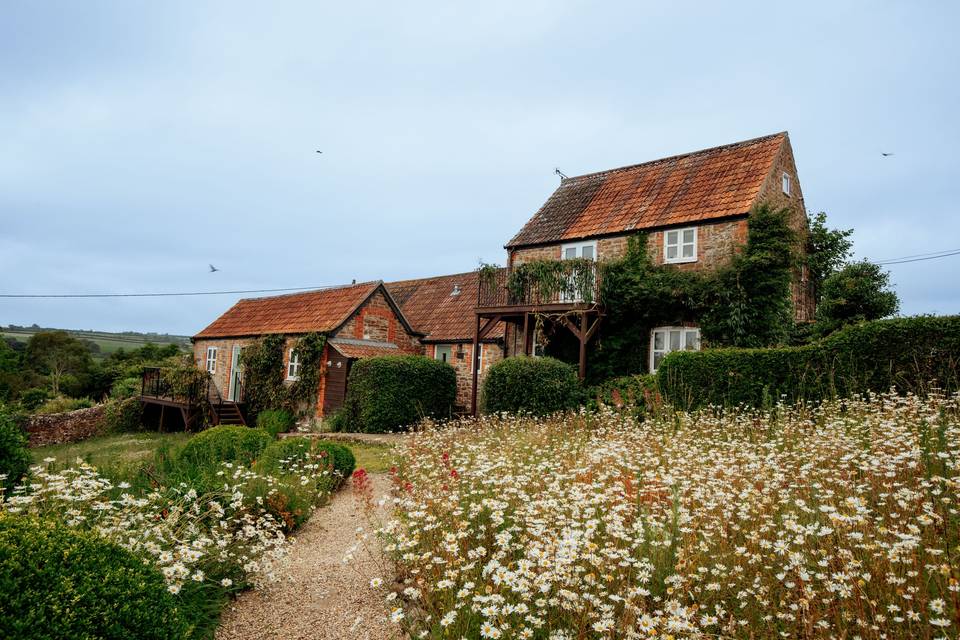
[[25, 405, 107, 447]]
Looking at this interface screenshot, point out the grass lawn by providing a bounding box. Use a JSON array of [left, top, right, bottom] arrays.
[[340, 441, 397, 473], [31, 431, 192, 471]]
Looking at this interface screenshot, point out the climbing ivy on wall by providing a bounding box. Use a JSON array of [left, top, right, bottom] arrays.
[[556, 203, 798, 382], [240, 332, 327, 419]]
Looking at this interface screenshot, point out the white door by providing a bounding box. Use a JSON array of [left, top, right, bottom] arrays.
[[228, 345, 243, 401], [560, 241, 596, 302]]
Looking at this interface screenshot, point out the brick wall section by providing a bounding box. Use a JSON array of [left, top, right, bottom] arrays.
[[25, 405, 107, 447], [335, 291, 422, 354], [426, 342, 504, 409]]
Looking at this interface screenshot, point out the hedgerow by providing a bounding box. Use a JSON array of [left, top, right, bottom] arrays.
[[657, 315, 960, 408], [340, 355, 456, 433]]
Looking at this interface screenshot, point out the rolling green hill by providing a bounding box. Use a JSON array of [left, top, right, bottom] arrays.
[[2, 325, 190, 358]]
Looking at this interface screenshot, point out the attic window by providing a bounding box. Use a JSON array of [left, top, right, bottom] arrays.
[[782, 172, 792, 195], [664, 227, 697, 264]]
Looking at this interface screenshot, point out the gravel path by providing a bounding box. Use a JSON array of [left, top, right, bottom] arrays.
[[216, 474, 403, 640]]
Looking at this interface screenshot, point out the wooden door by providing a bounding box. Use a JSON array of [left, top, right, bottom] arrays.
[[323, 349, 350, 414]]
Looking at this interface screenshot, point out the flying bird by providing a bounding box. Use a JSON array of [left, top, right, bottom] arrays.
[[315, 150, 323, 154], [209, 264, 219, 273], [881, 152, 894, 157]]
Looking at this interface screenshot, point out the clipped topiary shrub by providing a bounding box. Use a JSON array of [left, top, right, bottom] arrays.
[[178, 425, 272, 469], [101, 397, 143, 433], [256, 409, 296, 438], [657, 315, 960, 409], [257, 437, 356, 481], [481, 356, 583, 416], [0, 409, 30, 491], [0, 515, 188, 640], [340, 355, 456, 433]]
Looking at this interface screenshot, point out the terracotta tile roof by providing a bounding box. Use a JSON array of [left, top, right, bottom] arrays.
[[507, 132, 787, 248], [194, 281, 380, 339], [387, 271, 503, 342], [328, 338, 401, 359]]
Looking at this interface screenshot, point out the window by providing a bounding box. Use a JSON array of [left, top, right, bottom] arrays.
[[434, 345, 452, 363], [287, 349, 301, 380], [473, 344, 484, 373], [782, 172, 791, 195], [561, 241, 595, 261], [664, 227, 697, 264], [650, 327, 700, 372], [205, 347, 218, 374]]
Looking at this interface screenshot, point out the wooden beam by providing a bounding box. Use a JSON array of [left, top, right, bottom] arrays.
[[578, 312, 587, 380], [558, 315, 582, 340], [520, 313, 529, 357], [584, 314, 602, 343], [477, 314, 502, 341], [470, 314, 481, 416]]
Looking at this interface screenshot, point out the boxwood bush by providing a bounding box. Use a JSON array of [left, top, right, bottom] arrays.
[[256, 409, 295, 438], [0, 515, 188, 640], [178, 425, 272, 468], [657, 315, 960, 409], [340, 355, 456, 433], [481, 356, 583, 416], [256, 437, 356, 481]]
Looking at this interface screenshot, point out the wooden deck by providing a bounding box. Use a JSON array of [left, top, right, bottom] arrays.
[[140, 367, 246, 430]]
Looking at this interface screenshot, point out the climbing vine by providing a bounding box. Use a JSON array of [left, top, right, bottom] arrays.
[[542, 204, 798, 382], [239, 332, 327, 419], [506, 258, 597, 304]]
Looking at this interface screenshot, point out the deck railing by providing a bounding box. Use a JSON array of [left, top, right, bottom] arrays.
[[477, 261, 603, 309], [140, 367, 214, 406]]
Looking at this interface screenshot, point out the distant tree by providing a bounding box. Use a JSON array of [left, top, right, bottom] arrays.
[[0, 341, 17, 374], [25, 331, 92, 395], [815, 261, 900, 331], [806, 211, 853, 297]]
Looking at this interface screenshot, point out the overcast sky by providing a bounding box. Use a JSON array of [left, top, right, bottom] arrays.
[[2, 1, 958, 335]]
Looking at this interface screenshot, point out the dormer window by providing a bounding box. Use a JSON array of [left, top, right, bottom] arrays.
[[664, 227, 697, 264], [782, 172, 791, 195]]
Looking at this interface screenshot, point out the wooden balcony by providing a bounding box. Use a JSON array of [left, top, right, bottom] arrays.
[[140, 367, 246, 430], [476, 261, 603, 314]]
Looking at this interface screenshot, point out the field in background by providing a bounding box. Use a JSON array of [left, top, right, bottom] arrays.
[[3, 326, 190, 358]]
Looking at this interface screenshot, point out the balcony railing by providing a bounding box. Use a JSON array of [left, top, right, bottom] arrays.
[[477, 261, 603, 310]]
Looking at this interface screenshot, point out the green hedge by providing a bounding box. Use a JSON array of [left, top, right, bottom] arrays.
[[657, 316, 960, 409], [340, 355, 456, 433], [481, 356, 583, 416], [0, 409, 30, 491], [101, 397, 143, 433], [0, 515, 188, 640], [256, 409, 295, 438], [257, 438, 356, 481], [178, 425, 273, 469]]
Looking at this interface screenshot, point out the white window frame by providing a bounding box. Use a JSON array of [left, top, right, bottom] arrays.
[[560, 240, 596, 262], [434, 344, 452, 364], [205, 347, 218, 374], [286, 349, 302, 381], [782, 172, 791, 196], [664, 227, 697, 264], [472, 344, 484, 373], [649, 327, 700, 373], [559, 240, 597, 302]]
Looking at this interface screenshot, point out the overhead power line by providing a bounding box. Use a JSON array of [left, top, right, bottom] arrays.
[[875, 249, 960, 265], [0, 285, 339, 299]]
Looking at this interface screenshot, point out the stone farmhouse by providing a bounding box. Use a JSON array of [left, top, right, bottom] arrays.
[[181, 131, 812, 419]]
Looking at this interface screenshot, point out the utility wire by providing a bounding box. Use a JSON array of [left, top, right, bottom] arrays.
[[3, 247, 959, 299], [0, 285, 341, 299], [875, 249, 960, 265]]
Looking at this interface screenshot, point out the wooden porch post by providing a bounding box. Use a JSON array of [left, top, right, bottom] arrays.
[[470, 314, 481, 416], [521, 313, 529, 357], [578, 312, 587, 380]]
